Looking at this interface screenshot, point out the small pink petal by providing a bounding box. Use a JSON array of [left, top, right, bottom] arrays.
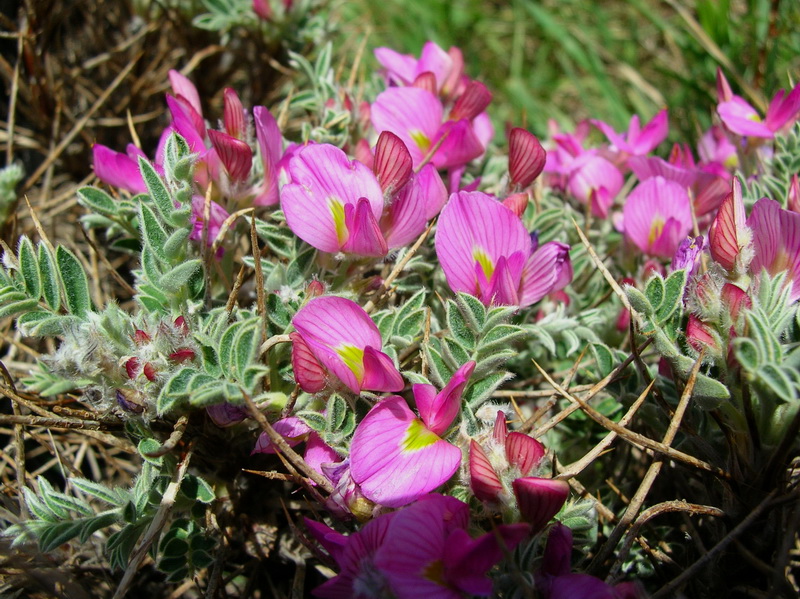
[[304, 432, 341, 477], [252, 417, 311, 454], [412, 71, 438, 94], [414, 360, 475, 435], [223, 88, 246, 139], [503, 192, 530, 217], [430, 119, 485, 169], [788, 174, 800, 214], [342, 198, 389, 257], [208, 129, 253, 182], [716, 67, 733, 103], [718, 98, 774, 138], [518, 241, 572, 308], [361, 346, 404, 392], [92, 145, 147, 194], [493, 410, 508, 444], [168, 69, 203, 117]]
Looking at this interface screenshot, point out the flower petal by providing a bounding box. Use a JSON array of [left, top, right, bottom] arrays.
[[350, 397, 461, 507]]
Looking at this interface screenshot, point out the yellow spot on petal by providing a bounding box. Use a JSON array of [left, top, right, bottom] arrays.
[[648, 217, 665, 247], [329, 198, 348, 246], [473, 248, 494, 280], [422, 559, 447, 586], [410, 130, 431, 153], [400, 418, 440, 452], [336, 344, 364, 383]]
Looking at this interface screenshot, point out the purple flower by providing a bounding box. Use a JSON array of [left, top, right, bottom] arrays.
[[307, 493, 529, 598], [435, 191, 572, 307], [374, 41, 467, 100]]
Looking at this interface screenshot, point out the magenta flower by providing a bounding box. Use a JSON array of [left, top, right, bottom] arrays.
[[291, 296, 404, 394], [371, 85, 492, 170], [536, 523, 644, 599], [349, 362, 475, 507], [716, 69, 800, 139], [435, 191, 572, 307], [307, 493, 529, 599], [280, 141, 446, 257], [374, 41, 467, 100], [747, 198, 800, 301], [620, 176, 693, 258], [592, 109, 669, 159]]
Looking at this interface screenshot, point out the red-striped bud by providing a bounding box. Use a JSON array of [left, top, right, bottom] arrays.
[[449, 81, 492, 121], [508, 128, 546, 188], [208, 129, 253, 182]]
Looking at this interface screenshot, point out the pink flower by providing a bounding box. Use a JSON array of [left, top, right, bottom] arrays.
[[592, 109, 669, 159], [435, 191, 572, 307], [291, 296, 404, 394], [620, 176, 693, 258], [280, 141, 446, 257], [349, 362, 475, 507], [371, 86, 491, 170], [374, 41, 467, 100], [747, 198, 800, 301], [716, 69, 800, 138]]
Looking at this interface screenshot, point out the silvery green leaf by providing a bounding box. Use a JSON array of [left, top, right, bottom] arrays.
[[456, 292, 486, 332], [480, 324, 528, 354], [39, 521, 84, 553], [77, 186, 118, 216], [180, 475, 215, 504], [442, 337, 471, 371], [626, 286, 651, 316], [138, 203, 168, 263], [423, 343, 451, 387], [297, 410, 327, 432], [71, 478, 127, 506], [56, 246, 92, 317], [757, 364, 796, 402], [655, 269, 686, 324], [326, 394, 347, 431], [447, 300, 475, 350], [78, 511, 121, 543], [0, 298, 39, 319], [644, 274, 665, 312], [158, 260, 201, 294], [139, 156, 175, 224], [163, 229, 191, 261], [465, 372, 514, 409], [18, 237, 40, 299]]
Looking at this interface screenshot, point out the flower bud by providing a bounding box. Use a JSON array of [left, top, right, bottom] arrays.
[[502, 192, 529, 217], [469, 440, 504, 503], [512, 477, 570, 533], [143, 362, 157, 382], [208, 129, 253, 183], [508, 128, 546, 188], [373, 131, 413, 197], [449, 81, 492, 121], [223, 88, 246, 139]]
